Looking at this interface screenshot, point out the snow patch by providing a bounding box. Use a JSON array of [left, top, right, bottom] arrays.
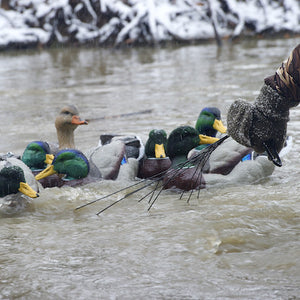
[[0, 0, 299, 49]]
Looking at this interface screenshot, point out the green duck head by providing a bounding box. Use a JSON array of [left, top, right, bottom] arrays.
[[0, 166, 39, 198], [195, 107, 227, 137], [166, 125, 222, 162], [22, 141, 52, 171], [35, 149, 89, 181], [145, 129, 168, 158], [167, 126, 203, 159]]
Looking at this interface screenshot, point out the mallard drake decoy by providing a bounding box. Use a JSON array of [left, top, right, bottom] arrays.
[[0, 154, 40, 213], [166, 125, 221, 166], [0, 163, 39, 198], [143, 129, 168, 159], [35, 149, 97, 188], [1, 153, 40, 194], [163, 136, 292, 191], [159, 123, 227, 191], [21, 105, 88, 171], [34, 134, 142, 187], [195, 107, 227, 139], [21, 141, 53, 172], [163, 135, 249, 190], [138, 129, 172, 179]]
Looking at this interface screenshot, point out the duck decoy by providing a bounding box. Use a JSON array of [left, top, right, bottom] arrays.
[[21, 141, 54, 172], [143, 129, 168, 159], [159, 124, 226, 191], [0, 154, 40, 213], [166, 125, 221, 166], [1, 153, 40, 194], [54, 104, 88, 151], [138, 129, 172, 179], [163, 135, 292, 191], [195, 107, 227, 139], [34, 137, 141, 188], [35, 149, 96, 188], [0, 164, 39, 198]]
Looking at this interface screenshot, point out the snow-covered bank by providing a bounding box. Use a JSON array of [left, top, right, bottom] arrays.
[[0, 0, 300, 50]]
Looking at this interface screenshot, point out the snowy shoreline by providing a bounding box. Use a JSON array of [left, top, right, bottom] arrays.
[[1, 0, 300, 51]]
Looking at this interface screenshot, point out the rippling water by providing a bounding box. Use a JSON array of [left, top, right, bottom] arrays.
[[0, 38, 299, 299]]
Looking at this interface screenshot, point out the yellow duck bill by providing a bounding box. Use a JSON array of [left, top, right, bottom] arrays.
[[44, 154, 55, 165], [35, 165, 57, 180], [199, 134, 220, 145], [155, 143, 166, 158], [18, 182, 39, 198], [213, 119, 227, 134]]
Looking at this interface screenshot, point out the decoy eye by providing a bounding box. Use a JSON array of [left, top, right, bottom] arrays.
[[62, 111, 71, 115]]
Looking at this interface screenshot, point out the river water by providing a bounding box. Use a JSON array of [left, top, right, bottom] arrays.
[[0, 38, 299, 299]]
